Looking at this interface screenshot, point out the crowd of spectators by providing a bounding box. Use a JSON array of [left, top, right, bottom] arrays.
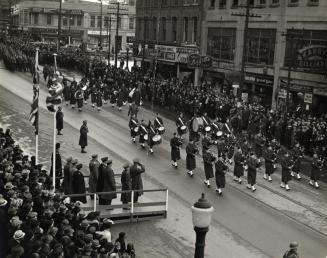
[[0, 127, 136, 258]]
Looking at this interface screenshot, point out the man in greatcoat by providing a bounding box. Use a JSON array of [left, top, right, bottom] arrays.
[[130, 158, 145, 203], [120, 163, 131, 209], [89, 154, 100, 199], [71, 163, 87, 204], [170, 133, 182, 168], [50, 142, 62, 190], [203, 147, 216, 188], [233, 146, 245, 184], [186, 140, 199, 177], [97, 157, 108, 204], [281, 151, 293, 191], [62, 157, 73, 195], [56, 106, 64, 135], [215, 155, 229, 195], [264, 145, 276, 182], [98, 159, 117, 206], [79, 120, 88, 153], [247, 152, 261, 192]]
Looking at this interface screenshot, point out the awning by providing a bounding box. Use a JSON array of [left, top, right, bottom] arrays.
[[43, 9, 57, 14], [30, 8, 42, 13], [63, 10, 83, 15]]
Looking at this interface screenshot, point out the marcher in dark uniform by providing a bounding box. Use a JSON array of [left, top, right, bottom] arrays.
[[56, 106, 64, 135], [62, 79, 71, 105], [138, 120, 147, 149], [129, 115, 139, 143], [247, 152, 261, 192], [233, 146, 245, 184], [310, 153, 324, 189], [128, 101, 139, 118], [71, 163, 87, 204], [176, 113, 187, 139], [153, 113, 164, 133], [170, 133, 182, 168], [147, 121, 156, 154], [281, 152, 293, 191], [283, 242, 300, 258], [79, 120, 88, 153], [50, 142, 62, 189], [254, 132, 264, 158], [96, 89, 103, 111], [121, 163, 131, 209], [201, 134, 212, 155], [215, 155, 228, 195], [291, 142, 303, 180], [70, 78, 77, 109], [203, 147, 216, 187], [186, 140, 199, 177], [130, 158, 145, 203], [264, 145, 276, 182]]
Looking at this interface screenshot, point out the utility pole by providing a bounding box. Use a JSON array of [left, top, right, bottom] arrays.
[[114, 1, 120, 68], [142, 17, 146, 74], [57, 0, 62, 52], [106, 16, 111, 63], [231, 0, 260, 100], [99, 0, 103, 49]]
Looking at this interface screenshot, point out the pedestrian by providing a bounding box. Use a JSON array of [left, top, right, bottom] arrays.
[[89, 154, 100, 199], [71, 163, 87, 204], [281, 152, 293, 191], [247, 152, 260, 192], [309, 153, 323, 189], [56, 106, 64, 135], [121, 163, 131, 210], [203, 147, 216, 188], [283, 242, 299, 258], [215, 155, 228, 195], [62, 157, 73, 195], [170, 133, 182, 168], [130, 158, 145, 203], [186, 140, 199, 177], [264, 145, 276, 182], [50, 142, 62, 190], [79, 120, 88, 153], [97, 159, 117, 206]]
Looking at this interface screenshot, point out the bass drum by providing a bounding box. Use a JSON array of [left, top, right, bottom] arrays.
[[158, 126, 165, 135], [191, 117, 203, 132], [144, 134, 148, 141], [152, 135, 162, 145]]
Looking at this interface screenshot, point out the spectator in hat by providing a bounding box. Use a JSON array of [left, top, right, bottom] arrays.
[[120, 164, 131, 209], [62, 157, 73, 195], [283, 242, 299, 258], [71, 164, 87, 204], [79, 120, 88, 153], [0, 196, 9, 257], [115, 232, 126, 253], [50, 143, 62, 190], [89, 154, 100, 199], [56, 106, 64, 135], [97, 159, 116, 206]]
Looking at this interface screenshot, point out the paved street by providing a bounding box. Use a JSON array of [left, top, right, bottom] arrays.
[[1, 68, 327, 258]]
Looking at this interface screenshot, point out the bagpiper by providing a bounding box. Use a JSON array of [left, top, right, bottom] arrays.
[[186, 140, 199, 177], [170, 133, 182, 168], [247, 152, 261, 192], [233, 146, 245, 184], [291, 142, 303, 180], [215, 155, 228, 195], [280, 151, 293, 191], [203, 147, 216, 188], [310, 153, 324, 189], [264, 145, 276, 182], [129, 115, 139, 143]]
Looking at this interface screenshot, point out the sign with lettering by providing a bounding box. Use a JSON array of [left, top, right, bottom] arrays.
[[296, 45, 327, 70], [245, 73, 274, 87], [304, 93, 313, 103], [188, 54, 213, 68]]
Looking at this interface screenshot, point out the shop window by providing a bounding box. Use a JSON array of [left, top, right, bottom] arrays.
[[172, 17, 177, 42], [90, 15, 95, 27], [207, 27, 236, 61], [231, 0, 238, 8], [129, 17, 134, 30], [77, 16, 82, 26], [46, 14, 52, 25], [245, 28, 276, 65]]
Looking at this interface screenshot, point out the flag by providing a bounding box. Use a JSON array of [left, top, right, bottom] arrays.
[[29, 85, 39, 134]]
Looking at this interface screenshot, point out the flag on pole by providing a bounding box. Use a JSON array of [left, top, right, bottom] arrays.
[[29, 48, 40, 135]]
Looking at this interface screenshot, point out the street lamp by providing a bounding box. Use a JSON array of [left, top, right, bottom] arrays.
[[191, 193, 214, 258]]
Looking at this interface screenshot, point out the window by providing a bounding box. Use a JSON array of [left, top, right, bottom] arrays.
[[77, 16, 82, 26], [129, 0, 135, 5], [271, 0, 279, 4], [63, 17, 67, 26], [288, 0, 298, 5], [172, 17, 177, 42], [209, 0, 215, 8], [307, 0, 319, 5], [219, 0, 226, 8], [152, 17, 157, 40], [104, 16, 109, 27], [207, 28, 236, 61], [33, 13, 38, 25], [129, 17, 134, 30], [161, 17, 166, 41], [69, 16, 74, 26], [183, 17, 188, 42], [162, 0, 168, 5], [192, 17, 197, 43], [90, 15, 95, 27], [245, 29, 276, 65], [118, 16, 121, 29], [46, 14, 51, 25], [97, 16, 102, 27], [259, 0, 266, 5], [144, 18, 149, 39], [231, 0, 238, 7]]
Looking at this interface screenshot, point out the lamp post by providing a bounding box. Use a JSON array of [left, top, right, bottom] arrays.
[[114, 0, 120, 68], [126, 46, 129, 70], [99, 0, 103, 49], [57, 0, 62, 52], [191, 193, 214, 258]]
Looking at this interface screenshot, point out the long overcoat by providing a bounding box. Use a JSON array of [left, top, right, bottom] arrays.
[[71, 169, 87, 203], [121, 168, 132, 203], [100, 166, 117, 201], [79, 124, 88, 147], [130, 163, 145, 198], [62, 162, 73, 194], [89, 160, 100, 193], [56, 110, 64, 131], [186, 143, 197, 171]]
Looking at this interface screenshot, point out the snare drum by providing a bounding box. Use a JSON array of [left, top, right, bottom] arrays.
[[144, 134, 148, 141], [180, 125, 187, 134], [205, 126, 211, 132], [152, 134, 162, 145], [158, 126, 165, 135], [133, 127, 139, 133]]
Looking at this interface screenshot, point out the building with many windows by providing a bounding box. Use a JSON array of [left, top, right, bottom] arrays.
[[134, 0, 203, 79], [201, 0, 327, 113], [11, 0, 136, 52]]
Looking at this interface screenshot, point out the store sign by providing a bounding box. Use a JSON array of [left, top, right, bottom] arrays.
[[88, 30, 110, 36], [278, 89, 287, 99], [30, 28, 82, 35], [245, 73, 274, 87], [313, 88, 327, 96], [279, 79, 313, 93], [188, 54, 213, 68], [304, 93, 313, 104], [297, 45, 327, 70]]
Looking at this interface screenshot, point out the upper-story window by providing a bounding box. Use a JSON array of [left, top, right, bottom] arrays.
[[129, 17, 135, 30], [97, 16, 102, 27], [209, 0, 215, 8], [271, 0, 279, 4], [288, 0, 299, 6], [90, 15, 95, 27], [172, 17, 177, 42], [46, 14, 52, 25], [307, 0, 319, 5], [129, 0, 135, 5], [77, 16, 82, 26], [231, 0, 238, 8]]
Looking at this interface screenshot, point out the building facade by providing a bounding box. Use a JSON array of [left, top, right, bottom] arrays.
[[134, 0, 203, 80], [201, 0, 327, 113], [11, 0, 136, 51]]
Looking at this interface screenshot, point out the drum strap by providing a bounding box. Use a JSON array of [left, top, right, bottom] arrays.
[[141, 125, 146, 133], [155, 118, 163, 127], [212, 123, 218, 130], [131, 120, 137, 126], [203, 117, 208, 125], [150, 127, 155, 135], [178, 118, 184, 127]]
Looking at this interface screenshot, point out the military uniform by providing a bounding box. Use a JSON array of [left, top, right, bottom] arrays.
[[215, 158, 228, 195], [281, 153, 293, 190]]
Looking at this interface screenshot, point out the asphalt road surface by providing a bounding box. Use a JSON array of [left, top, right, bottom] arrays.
[[0, 67, 327, 258]]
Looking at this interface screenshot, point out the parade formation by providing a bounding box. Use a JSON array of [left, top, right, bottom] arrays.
[[1, 32, 327, 258]]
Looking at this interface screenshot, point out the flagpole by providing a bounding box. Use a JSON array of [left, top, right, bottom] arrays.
[[35, 47, 39, 165], [53, 53, 57, 191]]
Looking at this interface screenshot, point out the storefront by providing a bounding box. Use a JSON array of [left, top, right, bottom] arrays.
[[29, 27, 84, 43]]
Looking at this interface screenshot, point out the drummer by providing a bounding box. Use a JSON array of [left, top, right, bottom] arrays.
[[147, 121, 156, 154], [139, 120, 148, 149], [154, 113, 165, 135], [176, 113, 187, 139], [129, 114, 139, 143], [202, 112, 211, 135]]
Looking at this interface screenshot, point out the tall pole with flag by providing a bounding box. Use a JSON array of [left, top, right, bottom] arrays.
[[29, 47, 40, 165]]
